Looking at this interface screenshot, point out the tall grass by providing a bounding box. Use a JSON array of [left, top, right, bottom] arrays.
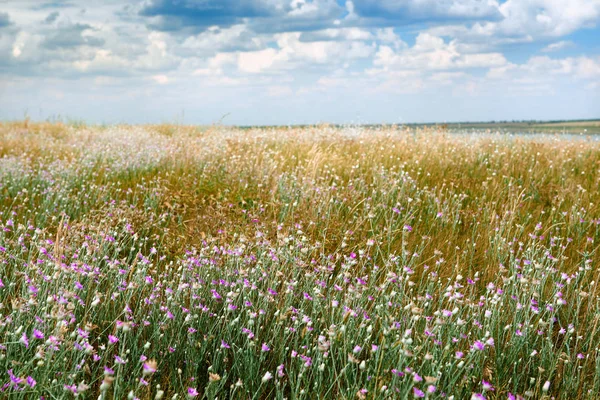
[[0, 121, 599, 399]]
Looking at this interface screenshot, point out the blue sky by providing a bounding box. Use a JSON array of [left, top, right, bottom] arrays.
[[0, 0, 599, 125]]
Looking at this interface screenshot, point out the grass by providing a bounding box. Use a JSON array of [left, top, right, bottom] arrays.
[[0, 121, 599, 399]]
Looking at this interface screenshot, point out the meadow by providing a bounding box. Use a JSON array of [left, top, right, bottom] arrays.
[[0, 120, 599, 399]]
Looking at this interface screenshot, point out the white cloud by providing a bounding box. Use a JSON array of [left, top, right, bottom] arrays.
[[238, 48, 282, 73], [497, 0, 600, 38], [486, 55, 600, 91], [541, 40, 573, 53], [372, 33, 507, 72], [234, 31, 375, 74]]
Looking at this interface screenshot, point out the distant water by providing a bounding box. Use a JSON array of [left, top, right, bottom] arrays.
[[447, 129, 600, 141]]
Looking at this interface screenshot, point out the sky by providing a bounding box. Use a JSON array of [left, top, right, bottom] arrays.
[[0, 0, 599, 125]]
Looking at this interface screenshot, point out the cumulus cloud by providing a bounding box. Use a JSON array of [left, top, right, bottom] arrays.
[[427, 0, 600, 47], [371, 33, 507, 72], [496, 0, 600, 38], [486, 55, 600, 93], [41, 23, 105, 50], [541, 40, 573, 53]]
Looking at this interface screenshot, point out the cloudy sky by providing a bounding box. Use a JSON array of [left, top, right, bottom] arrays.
[[0, 0, 599, 125]]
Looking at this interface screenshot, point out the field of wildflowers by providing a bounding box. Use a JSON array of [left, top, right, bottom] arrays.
[[0, 120, 599, 399]]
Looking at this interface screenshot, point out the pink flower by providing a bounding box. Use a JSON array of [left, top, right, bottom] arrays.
[[413, 387, 425, 398], [20, 333, 29, 348], [108, 335, 119, 344], [26, 376, 36, 388], [276, 364, 285, 377], [482, 380, 494, 391], [33, 329, 44, 340], [261, 343, 270, 352], [187, 387, 199, 398], [472, 340, 485, 351], [143, 360, 158, 376]]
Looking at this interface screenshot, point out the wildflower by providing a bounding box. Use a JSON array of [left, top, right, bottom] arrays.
[[262, 371, 273, 383], [26, 376, 36, 388], [221, 340, 231, 349], [143, 360, 158, 376], [482, 380, 494, 391], [64, 384, 78, 394], [403, 225, 413, 232], [187, 387, 198, 398], [542, 381, 551, 392], [276, 364, 285, 378], [108, 335, 119, 344], [353, 345, 362, 354], [33, 329, 44, 340], [472, 340, 485, 351], [357, 388, 368, 399], [261, 343, 270, 352], [8, 369, 22, 386], [20, 333, 29, 348], [104, 366, 115, 376], [208, 373, 221, 382], [301, 355, 313, 367], [413, 387, 425, 398]]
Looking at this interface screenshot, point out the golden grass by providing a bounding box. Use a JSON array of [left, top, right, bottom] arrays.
[[1, 122, 598, 282]]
